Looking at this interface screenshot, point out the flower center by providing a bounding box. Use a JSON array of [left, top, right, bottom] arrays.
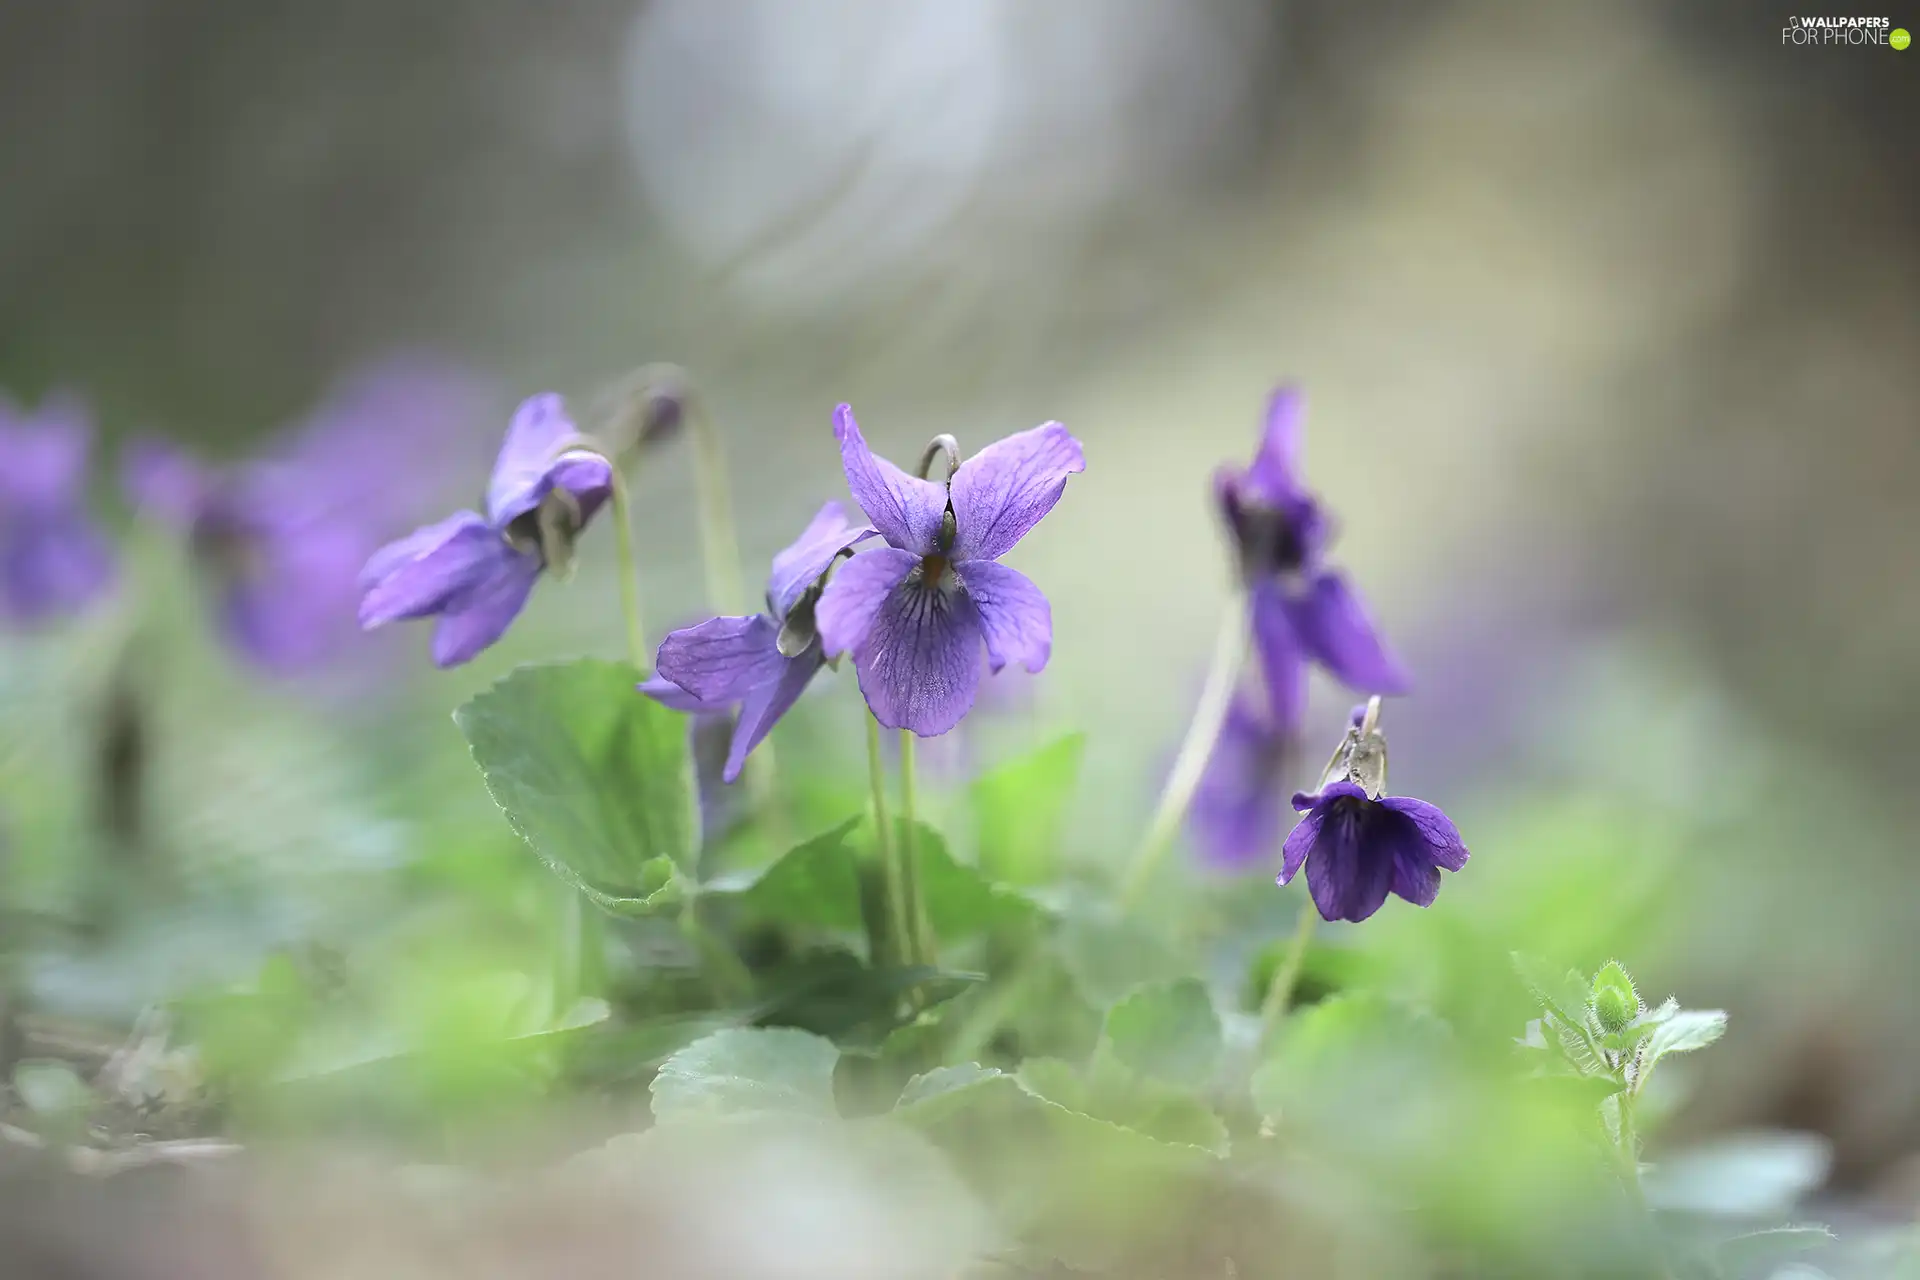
[[505, 487, 583, 574], [1236, 501, 1307, 575], [920, 553, 950, 587]]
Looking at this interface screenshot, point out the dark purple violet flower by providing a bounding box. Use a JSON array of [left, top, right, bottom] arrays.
[[0, 392, 114, 624], [358, 393, 611, 668], [1278, 700, 1468, 922], [641, 500, 874, 781], [1217, 387, 1410, 725], [1188, 690, 1300, 871], [125, 358, 493, 673], [816, 406, 1084, 737]]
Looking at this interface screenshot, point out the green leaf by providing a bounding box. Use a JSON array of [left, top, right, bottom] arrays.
[[1551, 1014, 1611, 1077], [911, 822, 1046, 944], [1058, 897, 1190, 1007], [1511, 951, 1595, 1033], [747, 946, 980, 1048], [895, 1063, 1006, 1117], [972, 733, 1084, 886], [1102, 978, 1222, 1090], [1523, 1070, 1627, 1111], [891, 1060, 1223, 1271], [1012, 1055, 1086, 1105], [714, 818, 1041, 945], [1076, 1054, 1230, 1153], [1643, 1009, 1728, 1073], [454, 659, 698, 912], [724, 817, 866, 932], [1252, 993, 1451, 1122], [650, 1027, 841, 1122]]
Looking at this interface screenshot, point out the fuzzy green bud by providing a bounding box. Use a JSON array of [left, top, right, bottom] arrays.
[[1590, 960, 1639, 1035]]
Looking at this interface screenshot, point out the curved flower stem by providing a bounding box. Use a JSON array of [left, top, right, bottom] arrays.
[[1118, 592, 1250, 910], [545, 437, 646, 1004], [898, 730, 935, 999], [684, 389, 798, 839], [1256, 904, 1317, 1042], [685, 393, 747, 617], [548, 433, 650, 673], [554, 885, 603, 1012], [680, 895, 755, 1002], [606, 467, 650, 675], [864, 715, 908, 971]]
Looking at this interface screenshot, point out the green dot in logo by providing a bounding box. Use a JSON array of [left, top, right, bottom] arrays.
[[1893, 27, 1912, 49]]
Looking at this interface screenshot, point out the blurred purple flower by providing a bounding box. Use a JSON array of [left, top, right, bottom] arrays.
[[817, 405, 1083, 737], [1187, 690, 1300, 871], [1217, 387, 1410, 726], [125, 358, 494, 673], [359, 392, 610, 668], [0, 391, 115, 624], [642, 500, 874, 782]]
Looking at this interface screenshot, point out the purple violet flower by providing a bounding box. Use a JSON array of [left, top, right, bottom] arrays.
[[816, 406, 1084, 737], [0, 391, 115, 624], [1188, 690, 1299, 872], [358, 393, 611, 668], [641, 500, 875, 781], [124, 359, 492, 673], [1217, 386, 1410, 725], [1279, 701, 1468, 922]]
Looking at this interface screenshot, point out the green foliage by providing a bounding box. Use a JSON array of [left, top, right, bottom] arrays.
[[719, 817, 866, 932], [1100, 977, 1221, 1090], [717, 817, 1041, 947], [890, 1056, 1224, 1271], [1643, 1008, 1729, 1073], [650, 1026, 841, 1122], [971, 733, 1084, 886], [454, 659, 697, 912], [1512, 951, 1595, 1034], [1017, 1054, 1230, 1153]]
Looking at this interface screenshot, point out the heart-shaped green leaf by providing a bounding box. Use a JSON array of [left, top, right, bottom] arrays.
[[650, 1027, 841, 1122], [454, 658, 698, 912]]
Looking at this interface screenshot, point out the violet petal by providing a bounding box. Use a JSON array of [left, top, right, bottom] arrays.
[[816, 545, 917, 658], [947, 421, 1085, 563], [832, 405, 948, 556], [654, 614, 786, 704], [958, 558, 1051, 674]]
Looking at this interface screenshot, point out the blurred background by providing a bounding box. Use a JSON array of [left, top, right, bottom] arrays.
[[2, 0, 1918, 1274]]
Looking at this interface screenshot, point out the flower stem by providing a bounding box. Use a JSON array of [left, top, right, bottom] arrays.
[[680, 894, 755, 1002], [683, 390, 794, 840], [606, 467, 650, 675], [554, 881, 603, 1012], [1257, 904, 1317, 1041], [864, 715, 907, 971], [898, 729, 935, 992], [1118, 592, 1250, 909], [687, 394, 746, 618]]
